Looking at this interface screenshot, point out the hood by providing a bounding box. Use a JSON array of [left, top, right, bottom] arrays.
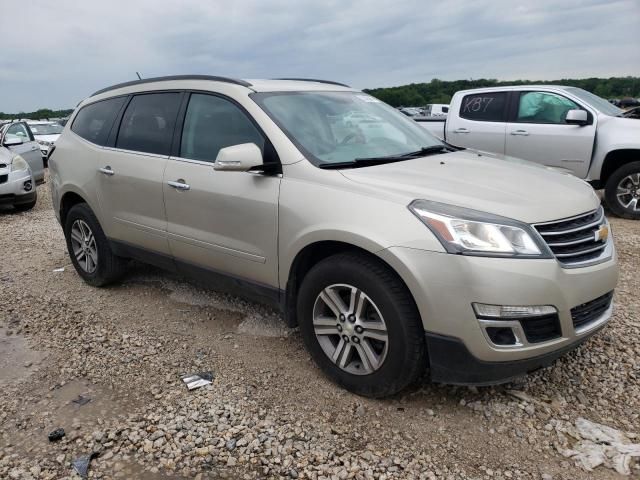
[[34, 134, 60, 143], [340, 150, 600, 224], [0, 146, 15, 165]]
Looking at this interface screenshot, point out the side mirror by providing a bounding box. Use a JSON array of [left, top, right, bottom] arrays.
[[213, 143, 263, 172], [565, 109, 588, 126], [3, 136, 23, 146]]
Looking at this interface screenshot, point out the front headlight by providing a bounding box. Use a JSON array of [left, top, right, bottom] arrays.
[[408, 200, 551, 258], [37, 140, 52, 147], [10, 155, 29, 172]]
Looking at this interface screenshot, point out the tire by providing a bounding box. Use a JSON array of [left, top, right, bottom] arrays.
[[64, 203, 126, 286], [297, 252, 426, 397], [604, 161, 640, 219]]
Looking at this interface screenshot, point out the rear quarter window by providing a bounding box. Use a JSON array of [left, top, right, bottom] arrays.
[[459, 92, 507, 122], [71, 97, 128, 146]]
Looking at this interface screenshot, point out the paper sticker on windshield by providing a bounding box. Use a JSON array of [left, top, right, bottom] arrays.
[[356, 95, 381, 103]]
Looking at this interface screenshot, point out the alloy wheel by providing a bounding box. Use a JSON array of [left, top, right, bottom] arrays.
[[70, 219, 98, 273], [616, 173, 640, 212], [312, 284, 389, 375]]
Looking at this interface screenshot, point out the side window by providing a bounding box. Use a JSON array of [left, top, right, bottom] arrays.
[[71, 97, 127, 146], [116, 93, 182, 155], [516, 92, 581, 124], [180, 93, 264, 162], [6, 123, 31, 141], [459, 93, 507, 122]]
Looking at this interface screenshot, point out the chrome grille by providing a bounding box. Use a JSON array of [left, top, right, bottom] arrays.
[[533, 207, 608, 265]]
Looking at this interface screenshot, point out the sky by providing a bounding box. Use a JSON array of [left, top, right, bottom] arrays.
[[1, 0, 639, 112]]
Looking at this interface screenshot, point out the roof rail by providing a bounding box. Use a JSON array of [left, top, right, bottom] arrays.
[[275, 78, 350, 88], [90, 75, 252, 97]]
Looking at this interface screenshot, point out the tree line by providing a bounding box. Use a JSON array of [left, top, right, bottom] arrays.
[[363, 76, 640, 107], [0, 108, 74, 121]]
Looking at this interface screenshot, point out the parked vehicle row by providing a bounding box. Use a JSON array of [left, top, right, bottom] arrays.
[[50, 76, 618, 397], [398, 104, 450, 118], [416, 85, 640, 219]]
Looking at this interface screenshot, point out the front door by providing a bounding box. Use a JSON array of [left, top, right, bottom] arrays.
[[505, 91, 596, 177], [163, 93, 281, 288], [97, 92, 183, 256]]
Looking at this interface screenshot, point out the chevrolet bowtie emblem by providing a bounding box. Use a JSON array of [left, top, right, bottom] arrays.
[[595, 224, 609, 242]]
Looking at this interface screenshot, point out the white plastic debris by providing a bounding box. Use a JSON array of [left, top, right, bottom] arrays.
[[556, 417, 640, 475], [181, 372, 213, 390], [53, 267, 65, 273]]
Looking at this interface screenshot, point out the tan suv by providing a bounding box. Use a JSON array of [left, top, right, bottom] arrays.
[[50, 76, 619, 397]]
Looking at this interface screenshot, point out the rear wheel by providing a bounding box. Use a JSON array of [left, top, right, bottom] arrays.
[[64, 203, 126, 286], [604, 161, 640, 219], [297, 252, 426, 397]]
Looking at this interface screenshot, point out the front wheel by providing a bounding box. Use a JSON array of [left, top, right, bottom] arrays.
[[297, 252, 426, 397], [604, 161, 640, 219]]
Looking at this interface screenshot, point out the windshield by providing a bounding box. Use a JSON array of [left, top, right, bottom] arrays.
[[251, 91, 444, 166], [29, 123, 63, 135], [565, 88, 623, 116]]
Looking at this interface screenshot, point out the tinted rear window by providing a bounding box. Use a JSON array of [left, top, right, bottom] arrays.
[[459, 92, 507, 122], [116, 93, 182, 155], [71, 97, 127, 145]]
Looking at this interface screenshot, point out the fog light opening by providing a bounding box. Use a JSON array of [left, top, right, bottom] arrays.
[[486, 327, 517, 346], [23, 180, 33, 192]]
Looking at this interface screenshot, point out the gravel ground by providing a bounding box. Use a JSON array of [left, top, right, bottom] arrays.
[[0, 179, 638, 480]]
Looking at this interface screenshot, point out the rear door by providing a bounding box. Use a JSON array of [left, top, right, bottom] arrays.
[[163, 92, 281, 289], [97, 92, 183, 256], [2, 122, 44, 182], [505, 91, 595, 177], [446, 91, 509, 154]]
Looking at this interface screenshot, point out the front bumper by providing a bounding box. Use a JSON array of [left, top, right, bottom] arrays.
[[0, 169, 36, 205], [377, 244, 618, 383], [425, 326, 606, 385]]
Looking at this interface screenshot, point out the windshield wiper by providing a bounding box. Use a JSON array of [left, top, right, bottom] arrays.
[[318, 145, 451, 169]]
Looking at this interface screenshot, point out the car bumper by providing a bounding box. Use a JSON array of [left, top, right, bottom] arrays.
[[424, 326, 607, 385], [0, 170, 36, 205], [377, 244, 619, 383]]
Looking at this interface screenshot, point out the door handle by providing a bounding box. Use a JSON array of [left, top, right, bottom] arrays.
[[167, 180, 190, 191], [510, 130, 529, 136], [99, 166, 115, 176], [453, 128, 470, 134]]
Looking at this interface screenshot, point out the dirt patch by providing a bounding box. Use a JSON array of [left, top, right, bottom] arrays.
[[0, 178, 637, 479]]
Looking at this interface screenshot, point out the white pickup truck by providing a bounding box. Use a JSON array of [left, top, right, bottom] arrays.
[[417, 86, 640, 219]]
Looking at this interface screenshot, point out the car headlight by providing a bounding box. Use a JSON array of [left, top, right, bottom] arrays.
[[408, 200, 551, 258], [37, 140, 52, 147], [10, 155, 29, 172]]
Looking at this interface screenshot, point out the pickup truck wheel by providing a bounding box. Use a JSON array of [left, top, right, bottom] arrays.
[[297, 252, 426, 397], [605, 161, 640, 219], [63, 203, 127, 286]]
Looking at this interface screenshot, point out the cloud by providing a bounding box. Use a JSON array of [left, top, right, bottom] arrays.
[[0, 0, 638, 111]]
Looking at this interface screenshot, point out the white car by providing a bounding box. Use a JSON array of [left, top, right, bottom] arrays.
[[417, 86, 640, 218], [0, 145, 37, 211], [27, 121, 64, 164], [0, 121, 45, 183]]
